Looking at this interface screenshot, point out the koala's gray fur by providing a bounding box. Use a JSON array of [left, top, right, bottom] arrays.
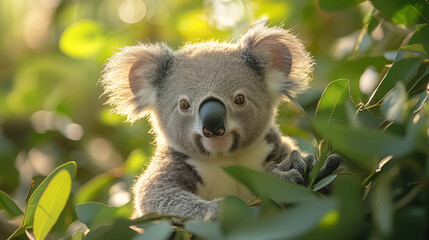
[[101, 21, 328, 220]]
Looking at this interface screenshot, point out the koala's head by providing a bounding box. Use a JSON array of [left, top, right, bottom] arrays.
[[101, 21, 313, 158]]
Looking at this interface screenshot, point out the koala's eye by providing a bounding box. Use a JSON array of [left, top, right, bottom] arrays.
[[234, 94, 246, 106], [179, 99, 191, 111]]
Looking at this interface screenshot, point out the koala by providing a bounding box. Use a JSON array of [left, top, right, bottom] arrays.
[[101, 21, 342, 220]]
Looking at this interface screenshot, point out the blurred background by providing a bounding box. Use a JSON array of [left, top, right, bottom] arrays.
[[0, 0, 411, 238]]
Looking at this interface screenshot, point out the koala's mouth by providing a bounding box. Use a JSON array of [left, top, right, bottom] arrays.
[[195, 131, 240, 155]]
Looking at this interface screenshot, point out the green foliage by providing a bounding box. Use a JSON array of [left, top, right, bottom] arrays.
[[0, 191, 23, 218], [33, 169, 72, 240], [1, 0, 428, 239]]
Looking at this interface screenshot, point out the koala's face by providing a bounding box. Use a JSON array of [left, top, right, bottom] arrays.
[[155, 43, 274, 157], [101, 21, 314, 158]]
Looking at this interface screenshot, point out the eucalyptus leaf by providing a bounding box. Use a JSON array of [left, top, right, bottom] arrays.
[[372, 0, 429, 26], [0, 190, 23, 218], [9, 161, 77, 239], [408, 24, 429, 54], [219, 196, 255, 233], [366, 57, 424, 106], [83, 218, 136, 240], [33, 169, 72, 240], [226, 199, 337, 240], [75, 202, 131, 229], [315, 79, 350, 123], [185, 220, 224, 240], [312, 120, 413, 171], [223, 166, 318, 204], [133, 221, 173, 240], [312, 175, 338, 192]]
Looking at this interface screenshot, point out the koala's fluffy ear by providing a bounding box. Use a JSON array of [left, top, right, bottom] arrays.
[[239, 20, 314, 99], [101, 43, 173, 122]]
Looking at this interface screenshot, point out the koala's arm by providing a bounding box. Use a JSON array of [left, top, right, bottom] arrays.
[[133, 147, 219, 220]]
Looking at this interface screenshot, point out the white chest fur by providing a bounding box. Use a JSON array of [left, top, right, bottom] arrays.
[[187, 138, 273, 201]]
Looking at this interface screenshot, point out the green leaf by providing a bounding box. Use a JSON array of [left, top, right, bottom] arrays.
[[59, 19, 106, 59], [313, 175, 338, 192], [133, 221, 173, 240], [372, 0, 429, 26], [408, 24, 429, 54], [367, 13, 380, 34], [33, 169, 72, 240], [0, 190, 23, 218], [319, 0, 364, 11], [185, 220, 224, 240], [315, 79, 350, 123], [10, 161, 77, 238], [75, 202, 131, 229], [381, 82, 408, 123], [225, 199, 337, 240], [366, 57, 424, 106], [312, 120, 413, 171], [298, 176, 364, 240], [223, 166, 318, 203], [83, 218, 136, 240], [219, 196, 255, 233]]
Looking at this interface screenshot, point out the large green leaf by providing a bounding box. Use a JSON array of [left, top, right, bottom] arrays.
[[9, 161, 77, 239], [83, 218, 136, 240], [33, 169, 72, 240], [372, 0, 429, 26], [219, 196, 256, 233], [0, 190, 23, 218], [185, 220, 224, 240], [223, 166, 318, 203], [296, 176, 364, 240], [366, 57, 424, 106], [408, 24, 429, 54], [133, 221, 173, 240], [315, 79, 350, 123], [312, 120, 413, 171], [225, 199, 337, 240], [319, 0, 364, 11], [75, 202, 131, 229]]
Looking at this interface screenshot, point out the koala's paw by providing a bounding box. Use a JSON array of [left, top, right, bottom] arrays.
[[266, 150, 315, 185], [266, 151, 345, 186]]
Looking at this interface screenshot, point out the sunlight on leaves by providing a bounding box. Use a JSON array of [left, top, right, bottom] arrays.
[[34, 169, 72, 240]]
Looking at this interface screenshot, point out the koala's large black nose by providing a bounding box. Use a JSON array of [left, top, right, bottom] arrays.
[[199, 99, 226, 138]]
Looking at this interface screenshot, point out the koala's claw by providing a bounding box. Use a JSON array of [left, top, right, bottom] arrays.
[[315, 154, 345, 182]]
